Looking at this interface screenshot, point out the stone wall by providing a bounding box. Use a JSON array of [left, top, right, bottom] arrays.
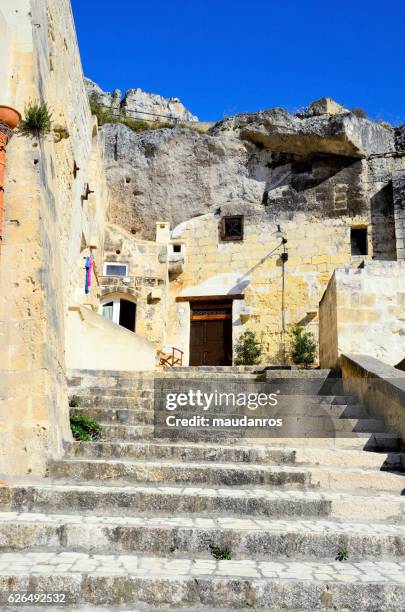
[[165, 207, 374, 365], [319, 262, 405, 368], [341, 353, 405, 446], [100, 224, 168, 347], [0, 0, 109, 477], [318, 275, 338, 369]]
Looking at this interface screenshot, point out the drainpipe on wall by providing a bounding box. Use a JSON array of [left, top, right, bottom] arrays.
[[0, 105, 21, 247]]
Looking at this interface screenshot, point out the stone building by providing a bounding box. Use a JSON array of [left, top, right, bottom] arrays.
[[1, 2, 405, 608], [0, 0, 404, 478], [99, 104, 405, 368]]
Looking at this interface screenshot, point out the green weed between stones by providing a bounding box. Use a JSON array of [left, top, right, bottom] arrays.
[[70, 414, 102, 442], [209, 543, 232, 560], [336, 545, 349, 562]]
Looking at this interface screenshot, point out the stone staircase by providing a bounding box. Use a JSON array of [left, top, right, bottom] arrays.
[[1, 367, 405, 610]]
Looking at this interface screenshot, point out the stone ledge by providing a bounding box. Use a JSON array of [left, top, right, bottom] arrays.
[[340, 353, 405, 446]]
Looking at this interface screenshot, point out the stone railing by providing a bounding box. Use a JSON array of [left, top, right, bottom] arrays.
[[340, 353, 405, 446]]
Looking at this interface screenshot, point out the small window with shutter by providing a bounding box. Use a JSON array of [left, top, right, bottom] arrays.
[[220, 216, 244, 241]]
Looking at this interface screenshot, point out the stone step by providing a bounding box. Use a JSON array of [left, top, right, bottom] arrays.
[[2, 483, 405, 522], [68, 367, 332, 376], [70, 396, 154, 410], [2, 512, 405, 561], [70, 407, 154, 425], [100, 424, 154, 441], [97, 422, 401, 449], [153, 416, 387, 434], [70, 394, 360, 414], [68, 368, 155, 379], [69, 404, 370, 427], [1, 552, 404, 609], [48, 458, 405, 493], [64, 440, 405, 471], [69, 376, 154, 390], [71, 387, 154, 398]]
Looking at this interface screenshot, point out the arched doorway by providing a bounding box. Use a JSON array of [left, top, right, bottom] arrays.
[[100, 296, 137, 332]]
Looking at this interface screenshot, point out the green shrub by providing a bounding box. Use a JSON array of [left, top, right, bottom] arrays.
[[68, 395, 80, 408], [122, 117, 155, 132], [70, 414, 102, 442], [234, 330, 262, 365], [18, 101, 52, 136], [336, 545, 349, 562], [209, 543, 232, 560], [289, 325, 316, 367]]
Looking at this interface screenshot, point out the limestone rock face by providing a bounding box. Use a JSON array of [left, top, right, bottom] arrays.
[[395, 125, 405, 152], [210, 108, 395, 158], [121, 89, 198, 123], [85, 77, 121, 108], [84, 77, 198, 123], [102, 123, 261, 238], [101, 102, 399, 242]]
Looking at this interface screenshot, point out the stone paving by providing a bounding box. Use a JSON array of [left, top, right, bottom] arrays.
[[1, 552, 405, 583], [2, 511, 405, 536]]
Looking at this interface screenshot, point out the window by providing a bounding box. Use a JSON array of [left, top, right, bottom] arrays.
[[221, 216, 244, 241], [103, 262, 128, 277], [101, 297, 136, 332], [173, 244, 182, 253], [351, 227, 368, 256]]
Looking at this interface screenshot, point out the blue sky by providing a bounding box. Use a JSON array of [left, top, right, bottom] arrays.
[[71, 0, 405, 124]]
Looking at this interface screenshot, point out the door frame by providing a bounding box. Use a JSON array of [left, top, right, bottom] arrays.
[[188, 296, 242, 366], [100, 297, 121, 325], [175, 294, 244, 366]]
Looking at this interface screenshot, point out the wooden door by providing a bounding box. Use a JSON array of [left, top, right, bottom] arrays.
[[190, 318, 232, 366]]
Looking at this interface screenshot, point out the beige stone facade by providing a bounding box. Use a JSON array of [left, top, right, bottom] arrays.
[[1, 0, 111, 477], [102, 201, 402, 368], [319, 262, 405, 368]]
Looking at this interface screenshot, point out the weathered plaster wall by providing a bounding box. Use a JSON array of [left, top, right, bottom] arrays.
[[0, 0, 109, 477], [319, 262, 405, 369], [66, 306, 157, 372]]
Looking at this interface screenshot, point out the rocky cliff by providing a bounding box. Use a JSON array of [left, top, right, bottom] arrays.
[[100, 98, 403, 244], [85, 78, 198, 123]]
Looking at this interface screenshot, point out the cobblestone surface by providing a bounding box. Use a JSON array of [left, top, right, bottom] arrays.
[[0, 553, 405, 583]]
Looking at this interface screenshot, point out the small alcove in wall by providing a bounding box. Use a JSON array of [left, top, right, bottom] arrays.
[[100, 293, 137, 333]]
